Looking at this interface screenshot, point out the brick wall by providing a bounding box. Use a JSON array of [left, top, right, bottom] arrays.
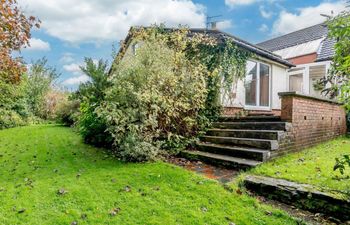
[[276, 92, 347, 156], [287, 53, 317, 65]]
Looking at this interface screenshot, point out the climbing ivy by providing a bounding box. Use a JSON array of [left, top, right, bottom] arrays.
[[124, 25, 252, 119]]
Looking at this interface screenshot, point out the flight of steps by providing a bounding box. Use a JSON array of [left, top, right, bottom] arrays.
[[182, 113, 287, 169]]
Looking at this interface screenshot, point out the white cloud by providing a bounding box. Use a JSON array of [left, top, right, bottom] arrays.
[[18, 0, 206, 44], [259, 6, 273, 19], [25, 38, 50, 51], [225, 0, 257, 8], [272, 1, 346, 35], [216, 20, 233, 30], [60, 53, 75, 64], [259, 24, 269, 32], [63, 63, 81, 75], [63, 75, 89, 85]]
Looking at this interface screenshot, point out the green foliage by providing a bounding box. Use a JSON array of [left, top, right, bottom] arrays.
[[315, 10, 350, 103], [96, 26, 251, 162], [25, 58, 60, 118], [334, 154, 350, 175], [0, 77, 28, 129], [79, 102, 112, 147], [99, 28, 209, 161], [76, 58, 112, 147], [55, 95, 80, 126]]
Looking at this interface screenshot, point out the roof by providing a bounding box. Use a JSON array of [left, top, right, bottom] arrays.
[[257, 23, 328, 51], [118, 27, 294, 67], [316, 38, 336, 61], [256, 23, 335, 62]]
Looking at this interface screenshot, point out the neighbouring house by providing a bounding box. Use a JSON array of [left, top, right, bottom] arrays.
[[257, 23, 335, 98], [115, 26, 346, 168]]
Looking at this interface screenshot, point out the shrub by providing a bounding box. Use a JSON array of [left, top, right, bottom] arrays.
[[118, 132, 159, 162], [78, 102, 113, 147], [0, 109, 27, 129], [55, 97, 80, 126], [98, 28, 208, 161]]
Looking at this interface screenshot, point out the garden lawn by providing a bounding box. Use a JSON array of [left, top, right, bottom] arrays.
[[248, 137, 350, 198], [0, 125, 299, 225]]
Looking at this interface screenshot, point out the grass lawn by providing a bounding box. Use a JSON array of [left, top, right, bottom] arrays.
[[0, 125, 300, 225], [248, 137, 350, 198]]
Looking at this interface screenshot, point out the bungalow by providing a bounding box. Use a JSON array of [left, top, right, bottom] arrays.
[[115, 26, 346, 168]]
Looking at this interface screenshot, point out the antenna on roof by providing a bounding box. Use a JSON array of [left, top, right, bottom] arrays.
[[206, 15, 222, 30]]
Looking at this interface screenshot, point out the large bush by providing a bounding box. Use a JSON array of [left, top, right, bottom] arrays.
[[0, 77, 28, 129], [97, 29, 208, 161], [55, 95, 80, 126]]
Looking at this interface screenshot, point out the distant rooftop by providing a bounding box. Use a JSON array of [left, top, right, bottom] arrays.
[[257, 23, 335, 62]]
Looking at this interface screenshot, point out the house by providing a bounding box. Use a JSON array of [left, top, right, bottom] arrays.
[[257, 23, 335, 98], [116, 27, 294, 116], [115, 26, 346, 168]]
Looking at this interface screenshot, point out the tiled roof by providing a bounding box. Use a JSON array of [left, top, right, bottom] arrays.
[[256, 23, 335, 62], [316, 38, 336, 62], [257, 23, 328, 51]]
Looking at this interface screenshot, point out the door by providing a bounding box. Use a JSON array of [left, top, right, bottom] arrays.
[[245, 61, 270, 109]]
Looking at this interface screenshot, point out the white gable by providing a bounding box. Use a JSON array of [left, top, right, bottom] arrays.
[[273, 38, 324, 60]]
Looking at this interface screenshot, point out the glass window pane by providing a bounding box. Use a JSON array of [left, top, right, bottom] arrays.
[[245, 61, 257, 106], [259, 63, 270, 107], [289, 74, 303, 92]]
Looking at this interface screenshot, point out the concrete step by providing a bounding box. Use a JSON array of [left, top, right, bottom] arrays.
[[181, 150, 262, 169], [201, 136, 279, 150], [212, 122, 286, 131], [218, 116, 281, 122], [206, 129, 282, 140], [248, 111, 274, 116], [197, 142, 270, 161]]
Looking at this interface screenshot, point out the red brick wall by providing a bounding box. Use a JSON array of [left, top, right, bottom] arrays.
[[277, 93, 347, 156], [287, 53, 317, 65]]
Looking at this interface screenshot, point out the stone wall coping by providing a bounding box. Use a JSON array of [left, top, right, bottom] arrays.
[[278, 91, 343, 105]]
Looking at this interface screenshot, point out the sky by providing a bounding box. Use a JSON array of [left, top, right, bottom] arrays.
[[18, 0, 347, 89]]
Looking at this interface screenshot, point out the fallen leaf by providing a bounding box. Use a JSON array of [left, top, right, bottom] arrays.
[[109, 207, 121, 216], [18, 208, 26, 214], [57, 188, 68, 195]]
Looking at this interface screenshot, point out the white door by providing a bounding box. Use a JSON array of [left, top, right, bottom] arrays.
[[244, 61, 271, 109]]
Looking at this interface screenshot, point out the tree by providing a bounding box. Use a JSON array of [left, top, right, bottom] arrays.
[[76, 58, 112, 147], [25, 58, 60, 118], [0, 0, 40, 83]]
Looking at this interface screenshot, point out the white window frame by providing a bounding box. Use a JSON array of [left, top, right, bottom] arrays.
[[244, 60, 272, 110]]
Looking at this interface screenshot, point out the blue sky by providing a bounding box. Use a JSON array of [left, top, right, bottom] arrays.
[[18, 0, 346, 89]]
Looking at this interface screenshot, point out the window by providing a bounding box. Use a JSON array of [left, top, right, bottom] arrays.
[[245, 61, 270, 107], [132, 43, 139, 56]]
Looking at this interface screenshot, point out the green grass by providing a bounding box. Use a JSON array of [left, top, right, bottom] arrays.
[[248, 137, 350, 197], [0, 125, 299, 225]]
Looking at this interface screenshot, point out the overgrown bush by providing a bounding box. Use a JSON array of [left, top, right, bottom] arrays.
[[0, 77, 28, 129], [98, 28, 208, 161], [55, 96, 80, 126], [0, 109, 27, 129], [79, 102, 112, 147]]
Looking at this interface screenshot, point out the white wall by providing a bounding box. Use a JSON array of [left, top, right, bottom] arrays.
[[271, 64, 288, 109]]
